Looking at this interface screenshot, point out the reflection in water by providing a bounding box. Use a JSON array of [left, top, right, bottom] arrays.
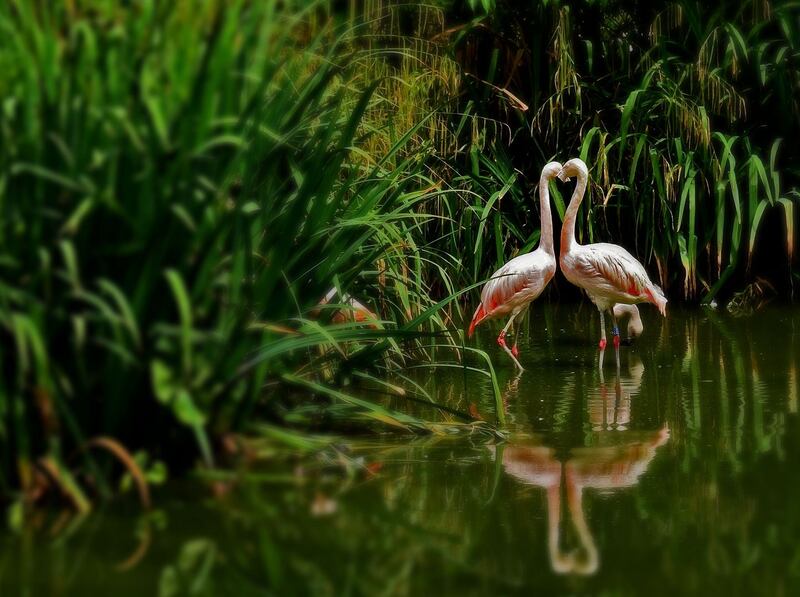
[[588, 357, 644, 430], [500, 362, 669, 576], [5, 308, 800, 595]]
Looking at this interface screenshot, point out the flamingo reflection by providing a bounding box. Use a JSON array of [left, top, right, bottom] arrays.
[[498, 366, 669, 575], [588, 355, 644, 431]]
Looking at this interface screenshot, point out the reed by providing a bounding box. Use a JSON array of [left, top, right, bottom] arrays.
[[0, 0, 503, 500], [453, 0, 799, 303], [0, 0, 797, 501]]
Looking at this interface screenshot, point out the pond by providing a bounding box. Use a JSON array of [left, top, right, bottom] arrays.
[[3, 305, 800, 595]]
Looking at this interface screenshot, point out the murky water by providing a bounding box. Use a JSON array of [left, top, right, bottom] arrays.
[[3, 306, 800, 595]]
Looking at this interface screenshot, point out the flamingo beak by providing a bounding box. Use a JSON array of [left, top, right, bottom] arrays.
[[557, 168, 570, 182], [620, 337, 634, 346]]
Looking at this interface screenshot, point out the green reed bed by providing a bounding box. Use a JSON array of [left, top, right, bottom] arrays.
[[0, 0, 506, 504], [448, 0, 799, 303], [1, 0, 798, 505]]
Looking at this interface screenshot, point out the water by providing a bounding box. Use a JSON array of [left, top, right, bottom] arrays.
[[3, 306, 800, 595]]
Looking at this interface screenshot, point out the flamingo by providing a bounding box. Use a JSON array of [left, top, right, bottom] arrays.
[[468, 161, 562, 371], [612, 303, 643, 345], [498, 445, 573, 573], [498, 371, 669, 575], [557, 158, 666, 368], [563, 422, 670, 574], [313, 287, 378, 327]]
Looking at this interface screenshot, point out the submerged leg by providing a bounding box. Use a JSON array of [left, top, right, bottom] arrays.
[[610, 309, 621, 373], [498, 310, 524, 371]]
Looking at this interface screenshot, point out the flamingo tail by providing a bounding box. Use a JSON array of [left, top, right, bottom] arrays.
[[468, 303, 487, 338], [645, 285, 668, 316]]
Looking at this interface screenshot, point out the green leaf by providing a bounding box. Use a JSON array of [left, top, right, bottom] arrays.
[[151, 359, 177, 403], [618, 89, 643, 164], [778, 197, 794, 262], [165, 269, 193, 374], [748, 200, 769, 267], [174, 390, 206, 426]]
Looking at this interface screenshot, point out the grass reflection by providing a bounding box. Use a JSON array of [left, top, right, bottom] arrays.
[[3, 309, 800, 595]]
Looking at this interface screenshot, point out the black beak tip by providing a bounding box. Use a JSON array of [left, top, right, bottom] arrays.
[[620, 338, 634, 346]]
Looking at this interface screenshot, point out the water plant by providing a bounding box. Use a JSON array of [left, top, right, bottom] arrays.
[[0, 0, 501, 502], [453, 0, 799, 303]]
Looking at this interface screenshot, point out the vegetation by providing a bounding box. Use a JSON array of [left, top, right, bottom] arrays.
[[453, 0, 799, 302], [0, 0, 797, 502]]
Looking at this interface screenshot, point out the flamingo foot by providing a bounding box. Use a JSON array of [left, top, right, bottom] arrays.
[[511, 344, 519, 358], [497, 331, 507, 348], [598, 338, 607, 350]]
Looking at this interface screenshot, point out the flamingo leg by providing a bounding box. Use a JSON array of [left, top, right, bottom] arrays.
[[596, 309, 607, 368], [510, 307, 527, 358], [610, 309, 621, 373], [508, 317, 516, 356], [598, 310, 607, 350], [498, 310, 524, 371]]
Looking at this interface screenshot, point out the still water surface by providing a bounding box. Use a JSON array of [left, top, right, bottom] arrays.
[[3, 306, 800, 595]]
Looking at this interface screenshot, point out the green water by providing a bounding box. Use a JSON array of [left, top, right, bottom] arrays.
[[3, 306, 800, 596]]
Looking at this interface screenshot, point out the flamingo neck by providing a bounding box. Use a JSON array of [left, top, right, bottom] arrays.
[[631, 306, 642, 331], [560, 170, 588, 254], [538, 174, 555, 256]]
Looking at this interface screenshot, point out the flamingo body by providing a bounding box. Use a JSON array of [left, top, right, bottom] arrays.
[[561, 242, 666, 315], [316, 288, 378, 327], [557, 158, 666, 365], [468, 250, 556, 336]]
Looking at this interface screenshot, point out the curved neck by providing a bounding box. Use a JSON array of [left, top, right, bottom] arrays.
[[631, 307, 642, 330], [566, 480, 599, 575], [538, 175, 555, 255], [560, 171, 588, 254]]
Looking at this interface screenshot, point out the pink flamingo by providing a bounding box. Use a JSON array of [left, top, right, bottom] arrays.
[[314, 288, 378, 327], [468, 161, 562, 371], [557, 158, 667, 367]]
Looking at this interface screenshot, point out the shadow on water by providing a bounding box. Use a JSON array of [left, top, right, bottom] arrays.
[[3, 306, 800, 595]]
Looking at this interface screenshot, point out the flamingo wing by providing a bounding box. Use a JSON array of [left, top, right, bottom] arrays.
[[481, 254, 551, 311], [575, 243, 656, 300]]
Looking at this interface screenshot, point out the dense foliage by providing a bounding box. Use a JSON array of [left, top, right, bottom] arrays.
[[453, 0, 799, 301], [0, 0, 797, 500]]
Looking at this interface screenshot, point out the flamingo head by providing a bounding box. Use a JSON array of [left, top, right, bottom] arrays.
[[541, 161, 562, 180], [613, 303, 643, 345], [625, 316, 644, 344], [557, 157, 589, 183]]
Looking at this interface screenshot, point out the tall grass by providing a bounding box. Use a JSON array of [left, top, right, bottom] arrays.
[[1, 0, 798, 501], [453, 0, 799, 303], [0, 0, 505, 501]]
